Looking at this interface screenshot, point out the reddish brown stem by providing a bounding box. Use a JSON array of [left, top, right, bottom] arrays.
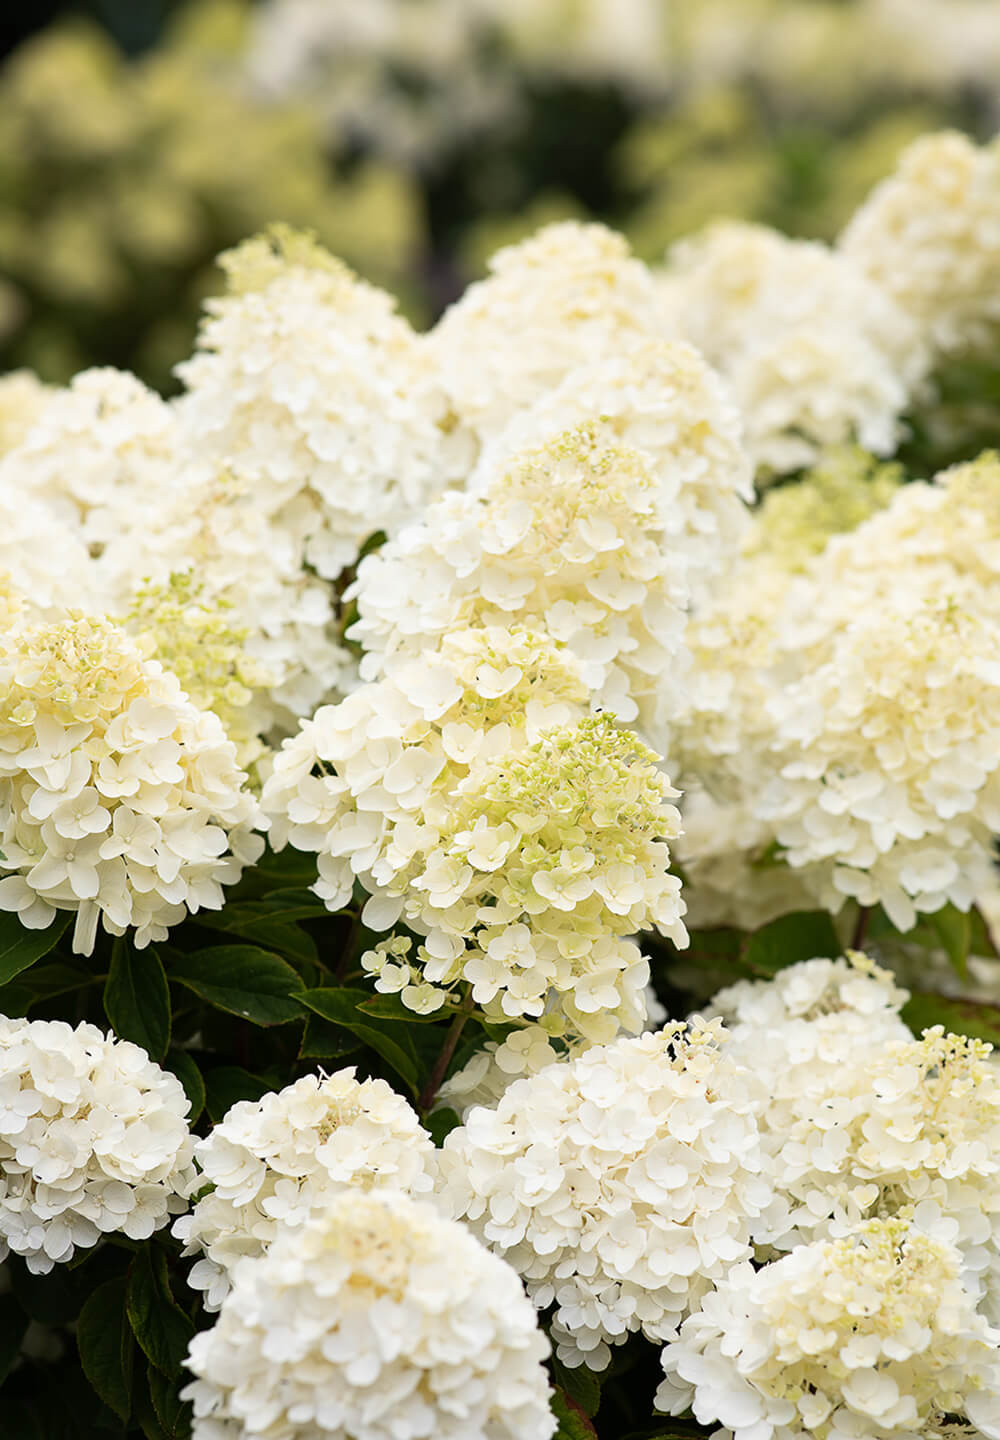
[[418, 990, 474, 1115], [851, 904, 871, 950]]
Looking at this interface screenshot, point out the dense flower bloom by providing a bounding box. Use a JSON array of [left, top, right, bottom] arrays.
[[841, 130, 1000, 355], [742, 446, 902, 571], [266, 628, 682, 1036], [657, 221, 927, 472], [0, 370, 53, 454], [175, 226, 471, 584], [427, 222, 665, 440], [0, 366, 176, 556], [0, 492, 95, 620], [122, 573, 273, 769], [465, 341, 754, 597], [0, 1016, 194, 1273], [437, 1020, 770, 1369], [658, 1217, 1000, 1440], [0, 611, 263, 954], [757, 585, 1000, 930], [98, 463, 353, 737], [183, 1190, 555, 1440], [349, 424, 695, 729], [175, 1069, 436, 1310], [373, 714, 685, 1039]]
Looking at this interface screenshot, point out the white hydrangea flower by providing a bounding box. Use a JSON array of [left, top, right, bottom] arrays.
[[466, 340, 753, 599], [265, 628, 682, 1039], [657, 1217, 1000, 1440], [98, 464, 352, 741], [263, 622, 587, 914], [657, 221, 928, 474], [0, 1016, 195, 1273], [437, 1020, 771, 1370], [371, 714, 685, 1040], [0, 611, 263, 955], [841, 130, 1000, 355], [0, 370, 53, 455], [182, 1189, 556, 1440], [349, 424, 695, 729], [752, 1025, 1000, 1315], [0, 490, 96, 620], [758, 585, 1000, 932], [175, 1069, 436, 1312], [175, 226, 472, 584], [427, 222, 665, 441], [436, 1024, 582, 1121], [0, 367, 176, 557]]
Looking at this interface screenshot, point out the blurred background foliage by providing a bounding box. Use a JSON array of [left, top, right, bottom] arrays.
[[1, 0, 999, 392]]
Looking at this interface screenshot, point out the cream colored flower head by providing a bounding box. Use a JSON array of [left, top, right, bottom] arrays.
[[0, 610, 263, 954]]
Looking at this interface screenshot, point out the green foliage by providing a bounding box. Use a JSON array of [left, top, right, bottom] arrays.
[[104, 940, 171, 1060], [77, 1277, 133, 1422], [0, 911, 71, 986]]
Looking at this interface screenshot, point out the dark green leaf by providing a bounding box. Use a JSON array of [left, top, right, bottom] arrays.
[[425, 1106, 461, 1148], [552, 1387, 598, 1439], [0, 911, 71, 986], [18, 960, 92, 1005], [127, 1248, 194, 1380], [0, 1290, 28, 1385], [300, 1012, 362, 1060], [203, 1066, 276, 1123], [902, 992, 1000, 1047], [298, 988, 420, 1093], [926, 903, 971, 978], [77, 1276, 133, 1423], [164, 1051, 205, 1124], [551, 1359, 602, 1418], [742, 911, 842, 975], [148, 1364, 192, 1439], [104, 940, 171, 1060], [166, 945, 304, 1025]]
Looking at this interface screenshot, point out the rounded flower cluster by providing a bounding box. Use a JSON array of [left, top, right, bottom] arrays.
[[380, 715, 685, 1039], [0, 611, 263, 955], [263, 623, 586, 918], [175, 1069, 436, 1311], [122, 573, 273, 769], [349, 424, 694, 728], [465, 340, 754, 596], [427, 222, 665, 441], [758, 586, 1000, 931], [0, 366, 176, 557], [755, 1026, 1000, 1306], [841, 130, 1000, 355], [176, 226, 471, 583], [657, 221, 927, 473], [183, 1190, 556, 1440], [658, 1217, 1000, 1440], [437, 1021, 771, 1370], [98, 463, 353, 737], [0, 1016, 194, 1273]]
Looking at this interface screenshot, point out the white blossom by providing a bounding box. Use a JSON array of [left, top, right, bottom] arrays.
[[0, 610, 263, 955], [0, 1016, 194, 1273], [658, 1217, 1000, 1440], [175, 1068, 436, 1311], [437, 1020, 771, 1369], [183, 1189, 555, 1440]]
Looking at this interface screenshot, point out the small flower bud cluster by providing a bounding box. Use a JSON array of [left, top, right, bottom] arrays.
[[0, 1016, 194, 1272]]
